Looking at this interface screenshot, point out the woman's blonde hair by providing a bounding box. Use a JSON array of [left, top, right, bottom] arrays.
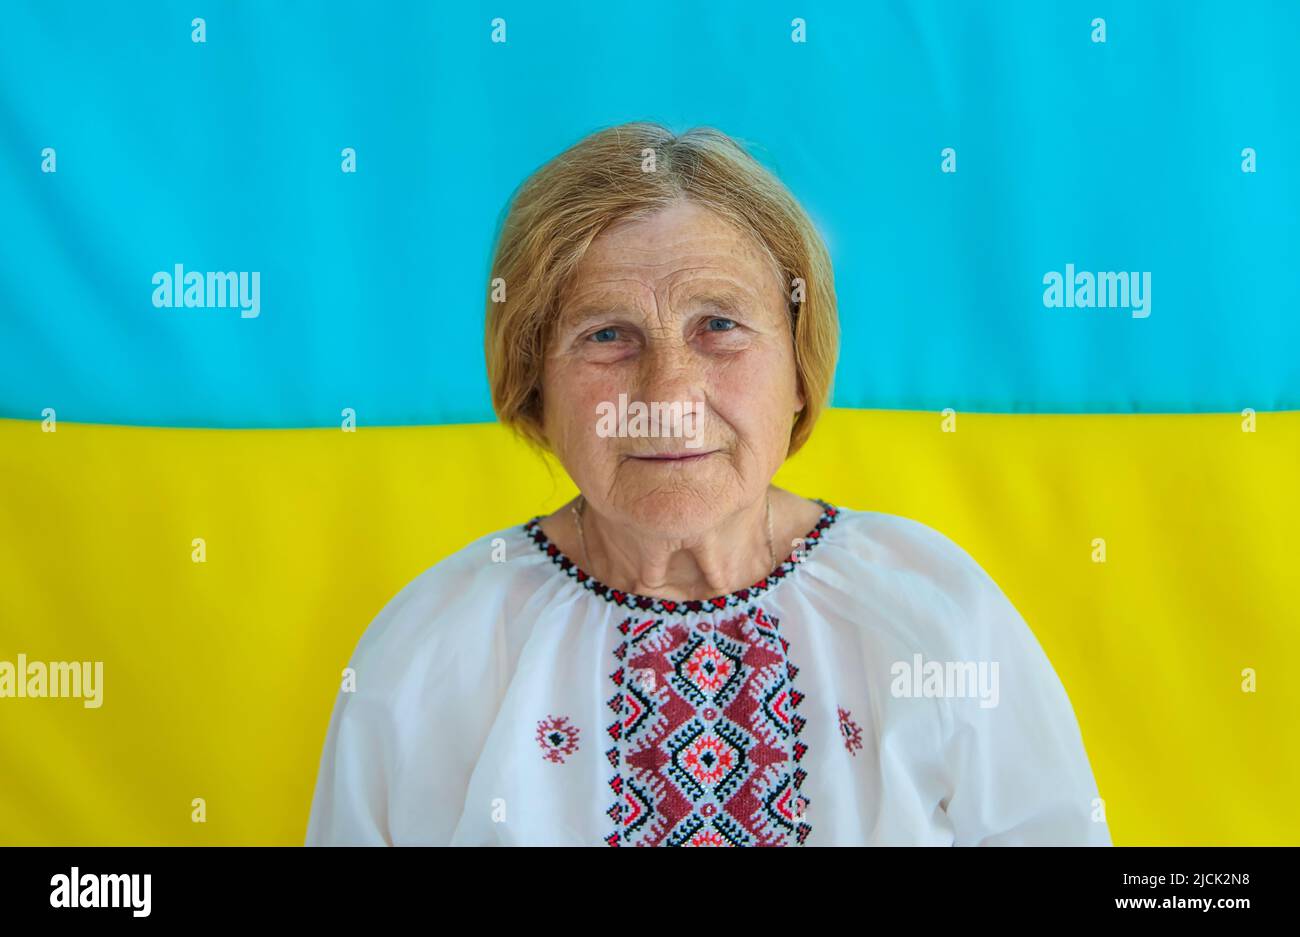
[[484, 121, 838, 458]]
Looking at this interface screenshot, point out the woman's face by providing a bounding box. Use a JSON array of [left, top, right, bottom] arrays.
[[542, 199, 804, 536]]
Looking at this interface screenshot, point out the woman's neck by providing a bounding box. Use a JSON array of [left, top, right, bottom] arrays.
[[550, 488, 821, 601]]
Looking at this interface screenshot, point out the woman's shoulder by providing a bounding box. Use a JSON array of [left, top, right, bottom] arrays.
[[826, 505, 994, 587], [818, 505, 1021, 649], [343, 519, 549, 694]]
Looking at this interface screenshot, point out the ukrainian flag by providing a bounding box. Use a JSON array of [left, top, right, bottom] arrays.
[[1, 1, 1296, 845]]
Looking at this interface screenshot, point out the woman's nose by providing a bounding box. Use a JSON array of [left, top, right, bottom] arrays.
[[634, 340, 705, 407]]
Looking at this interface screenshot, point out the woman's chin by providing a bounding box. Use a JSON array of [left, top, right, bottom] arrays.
[[610, 484, 741, 536]]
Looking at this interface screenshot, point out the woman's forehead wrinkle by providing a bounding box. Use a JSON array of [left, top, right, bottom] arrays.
[[562, 275, 780, 334], [560, 275, 653, 323], [664, 277, 751, 314], [563, 221, 785, 328]]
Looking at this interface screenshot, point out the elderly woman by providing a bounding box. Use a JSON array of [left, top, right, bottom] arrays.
[[306, 122, 1110, 847]]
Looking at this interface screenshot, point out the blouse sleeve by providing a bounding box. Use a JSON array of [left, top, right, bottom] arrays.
[[936, 557, 1111, 846], [303, 550, 505, 847], [304, 687, 398, 846]]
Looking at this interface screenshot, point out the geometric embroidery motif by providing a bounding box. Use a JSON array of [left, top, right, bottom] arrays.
[[536, 714, 581, 764], [604, 606, 811, 846]]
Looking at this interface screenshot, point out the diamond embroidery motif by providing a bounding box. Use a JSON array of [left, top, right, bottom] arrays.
[[605, 606, 812, 846], [680, 730, 737, 785], [682, 642, 734, 695]]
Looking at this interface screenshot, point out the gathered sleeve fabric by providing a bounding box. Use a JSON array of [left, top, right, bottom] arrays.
[[305, 536, 521, 846], [304, 688, 400, 845], [918, 528, 1111, 846]]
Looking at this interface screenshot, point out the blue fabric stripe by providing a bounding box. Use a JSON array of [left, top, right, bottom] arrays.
[[1, 0, 1296, 427]]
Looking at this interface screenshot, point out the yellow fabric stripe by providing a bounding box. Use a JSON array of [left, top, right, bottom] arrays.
[[0, 411, 1296, 845]]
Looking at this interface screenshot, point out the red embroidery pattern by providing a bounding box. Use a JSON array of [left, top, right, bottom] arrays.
[[536, 715, 580, 764], [838, 706, 863, 756], [605, 607, 811, 846]]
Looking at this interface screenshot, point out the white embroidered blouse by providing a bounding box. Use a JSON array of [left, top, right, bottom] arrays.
[[305, 500, 1111, 846]]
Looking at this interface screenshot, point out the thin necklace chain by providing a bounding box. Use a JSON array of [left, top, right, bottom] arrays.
[[571, 494, 776, 585]]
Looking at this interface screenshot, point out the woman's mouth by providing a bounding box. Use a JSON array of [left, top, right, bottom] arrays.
[[628, 450, 717, 464]]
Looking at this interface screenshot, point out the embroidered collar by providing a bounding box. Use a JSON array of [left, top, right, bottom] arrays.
[[522, 499, 840, 615]]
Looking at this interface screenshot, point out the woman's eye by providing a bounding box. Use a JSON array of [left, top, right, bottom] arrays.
[[706, 317, 737, 332], [590, 327, 618, 343]]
